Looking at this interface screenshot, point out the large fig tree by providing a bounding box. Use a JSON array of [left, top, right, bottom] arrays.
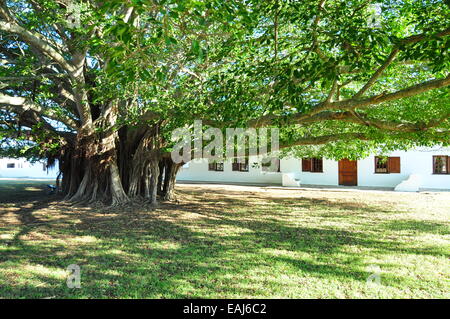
[[0, 0, 449, 205]]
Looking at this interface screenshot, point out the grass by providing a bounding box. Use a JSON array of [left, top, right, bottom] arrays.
[[0, 181, 449, 298]]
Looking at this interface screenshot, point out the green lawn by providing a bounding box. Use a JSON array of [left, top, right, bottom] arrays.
[[0, 181, 449, 298]]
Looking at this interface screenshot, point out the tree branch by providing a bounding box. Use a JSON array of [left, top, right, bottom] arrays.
[[400, 27, 450, 46], [0, 93, 79, 129], [279, 132, 369, 148], [353, 48, 399, 99], [242, 72, 450, 130], [0, 21, 76, 74], [334, 73, 450, 110]]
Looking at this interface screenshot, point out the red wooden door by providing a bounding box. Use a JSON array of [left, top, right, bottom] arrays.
[[338, 159, 358, 186]]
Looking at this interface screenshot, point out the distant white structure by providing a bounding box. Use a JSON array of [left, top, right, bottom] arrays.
[[0, 158, 58, 179], [177, 147, 450, 191]]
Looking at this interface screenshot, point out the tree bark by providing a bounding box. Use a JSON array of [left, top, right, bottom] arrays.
[[161, 158, 182, 201]]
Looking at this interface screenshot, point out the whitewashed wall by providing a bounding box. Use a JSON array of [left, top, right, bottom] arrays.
[[280, 158, 338, 186], [176, 147, 450, 190], [0, 158, 58, 179], [358, 148, 450, 190], [177, 156, 282, 184]]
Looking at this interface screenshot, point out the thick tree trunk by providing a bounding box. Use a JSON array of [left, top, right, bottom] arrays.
[[157, 160, 165, 195], [57, 115, 169, 206], [62, 154, 130, 205], [110, 161, 129, 205], [160, 158, 182, 201], [58, 126, 128, 205], [148, 158, 160, 205]]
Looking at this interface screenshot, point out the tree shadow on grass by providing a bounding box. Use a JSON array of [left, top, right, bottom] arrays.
[[380, 220, 449, 235], [0, 187, 447, 298], [170, 193, 399, 222], [0, 181, 57, 204]]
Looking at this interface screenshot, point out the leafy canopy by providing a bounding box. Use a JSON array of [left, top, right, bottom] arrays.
[[0, 0, 449, 160]]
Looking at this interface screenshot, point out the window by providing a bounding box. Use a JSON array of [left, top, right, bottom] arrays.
[[433, 156, 449, 174], [311, 158, 323, 173], [375, 157, 388, 173], [262, 158, 280, 172], [232, 158, 249, 172], [6, 163, 15, 168], [302, 158, 323, 173], [208, 161, 224, 171], [374, 156, 401, 174]]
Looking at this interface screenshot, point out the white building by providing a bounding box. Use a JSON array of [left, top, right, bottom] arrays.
[[2, 148, 449, 191], [177, 147, 450, 191], [0, 158, 58, 179]]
